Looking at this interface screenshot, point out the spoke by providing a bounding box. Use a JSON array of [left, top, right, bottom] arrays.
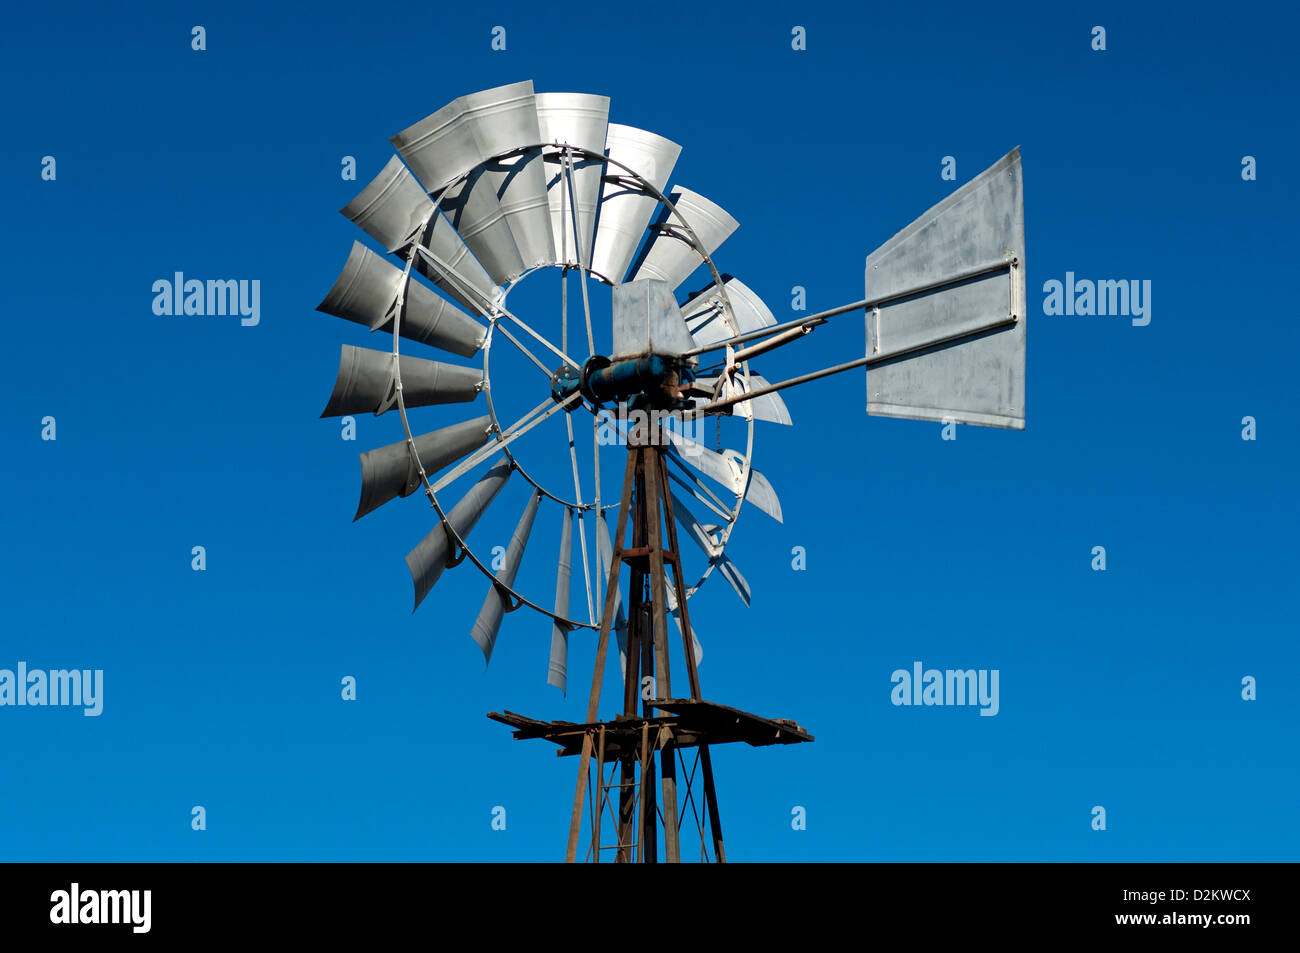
[[561, 269, 569, 354], [559, 219, 597, 625], [563, 150, 597, 355], [564, 149, 605, 611], [495, 321, 557, 378], [431, 394, 576, 493], [481, 152, 578, 372], [413, 244, 495, 314], [589, 403, 604, 619], [499, 305, 580, 371], [665, 463, 734, 523], [572, 418, 595, 624], [666, 449, 733, 510], [591, 403, 604, 598], [416, 229, 577, 372], [560, 148, 571, 354]]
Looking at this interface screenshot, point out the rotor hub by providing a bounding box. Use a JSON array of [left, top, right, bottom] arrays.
[[550, 353, 695, 411]]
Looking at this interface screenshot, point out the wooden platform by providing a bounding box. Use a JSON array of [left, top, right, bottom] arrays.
[[488, 698, 813, 759]]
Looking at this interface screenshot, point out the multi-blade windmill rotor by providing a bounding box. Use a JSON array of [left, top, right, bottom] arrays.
[[315, 79, 1026, 862]]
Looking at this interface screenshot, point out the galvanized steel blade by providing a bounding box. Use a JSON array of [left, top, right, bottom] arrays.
[[628, 187, 738, 291], [589, 124, 681, 284], [536, 92, 610, 268], [405, 461, 512, 611], [318, 242, 486, 358], [320, 345, 482, 418], [664, 430, 783, 523], [669, 491, 751, 607], [693, 373, 792, 425], [662, 576, 703, 668], [470, 489, 542, 664], [682, 275, 776, 348], [603, 415, 740, 519], [484, 146, 556, 271], [391, 81, 549, 279], [865, 148, 1026, 430], [548, 507, 574, 693], [740, 467, 782, 523], [669, 490, 723, 558], [412, 211, 501, 312], [338, 156, 496, 313], [663, 428, 740, 489], [355, 415, 492, 521], [665, 464, 734, 524], [340, 156, 435, 253], [595, 510, 630, 677], [411, 242, 501, 320], [391, 81, 540, 192], [740, 374, 792, 424], [481, 106, 556, 272], [715, 556, 751, 608], [436, 171, 526, 286]]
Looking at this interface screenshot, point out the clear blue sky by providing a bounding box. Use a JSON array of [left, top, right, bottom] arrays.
[[1, 0, 1296, 861]]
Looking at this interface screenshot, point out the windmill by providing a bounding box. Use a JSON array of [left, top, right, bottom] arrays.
[[315, 80, 1026, 862]]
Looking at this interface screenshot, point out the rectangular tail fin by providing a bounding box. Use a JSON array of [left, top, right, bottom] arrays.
[[865, 149, 1026, 430]]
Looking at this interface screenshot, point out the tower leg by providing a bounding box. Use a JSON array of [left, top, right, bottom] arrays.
[[617, 455, 648, 862], [639, 604, 658, 863], [698, 745, 727, 863], [566, 442, 724, 863], [656, 447, 725, 861], [641, 448, 681, 863]]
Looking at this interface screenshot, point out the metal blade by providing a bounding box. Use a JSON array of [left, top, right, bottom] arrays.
[[339, 157, 495, 312], [865, 148, 1026, 430], [482, 148, 555, 272], [413, 211, 501, 312], [662, 578, 703, 668], [589, 124, 681, 284], [548, 508, 574, 693], [739, 375, 792, 425], [681, 275, 776, 348], [471, 489, 542, 664], [670, 492, 752, 607], [391, 81, 538, 191], [536, 92, 610, 268], [664, 431, 783, 523], [340, 156, 433, 253], [354, 415, 492, 521], [317, 242, 486, 357], [392, 81, 551, 277], [320, 345, 482, 418], [693, 373, 792, 425], [437, 170, 525, 286], [406, 462, 511, 611], [628, 187, 738, 291], [742, 468, 783, 523], [595, 511, 630, 678], [715, 558, 751, 608], [670, 490, 722, 557]]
